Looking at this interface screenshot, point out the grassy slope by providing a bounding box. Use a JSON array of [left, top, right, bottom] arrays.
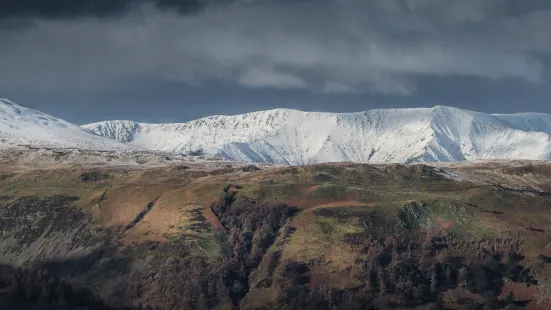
[[2, 162, 551, 309]]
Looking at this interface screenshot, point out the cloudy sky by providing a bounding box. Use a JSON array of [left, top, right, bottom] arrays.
[[2, 0, 551, 124]]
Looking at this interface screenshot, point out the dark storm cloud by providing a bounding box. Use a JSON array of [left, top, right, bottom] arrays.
[[0, 0, 226, 18], [2, 0, 551, 100], [1, 0, 549, 19]]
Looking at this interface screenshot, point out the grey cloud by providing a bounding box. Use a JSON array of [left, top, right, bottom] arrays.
[[1, 0, 551, 96], [322, 82, 358, 94], [238, 68, 308, 89]]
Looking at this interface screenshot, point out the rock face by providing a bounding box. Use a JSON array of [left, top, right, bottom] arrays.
[[84, 106, 551, 165]]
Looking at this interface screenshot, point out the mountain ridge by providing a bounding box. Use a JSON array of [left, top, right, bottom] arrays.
[[0, 97, 137, 151], [83, 105, 551, 165], [3, 94, 550, 164]]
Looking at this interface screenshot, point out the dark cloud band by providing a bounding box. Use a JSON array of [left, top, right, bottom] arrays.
[[2, 0, 551, 20], [0, 0, 224, 19]]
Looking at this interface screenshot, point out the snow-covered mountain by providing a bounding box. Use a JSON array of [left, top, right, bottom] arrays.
[[0, 97, 135, 151], [83, 106, 551, 165]]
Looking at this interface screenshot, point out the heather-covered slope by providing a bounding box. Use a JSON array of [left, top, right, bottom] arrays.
[[2, 161, 551, 309], [84, 106, 551, 164]]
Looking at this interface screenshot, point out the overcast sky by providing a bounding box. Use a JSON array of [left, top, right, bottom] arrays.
[[2, 0, 551, 124]]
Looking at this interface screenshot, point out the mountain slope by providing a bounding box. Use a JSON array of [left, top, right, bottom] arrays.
[[0, 97, 136, 151], [3, 161, 551, 309], [84, 106, 551, 164]]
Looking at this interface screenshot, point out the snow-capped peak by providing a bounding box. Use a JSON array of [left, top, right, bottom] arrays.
[[0, 98, 136, 151], [83, 105, 551, 165]]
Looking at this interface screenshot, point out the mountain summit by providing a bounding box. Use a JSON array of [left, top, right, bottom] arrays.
[[84, 106, 551, 164], [0, 97, 134, 151]]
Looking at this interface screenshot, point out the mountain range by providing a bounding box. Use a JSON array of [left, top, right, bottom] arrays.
[[2, 96, 551, 164], [84, 106, 551, 165]]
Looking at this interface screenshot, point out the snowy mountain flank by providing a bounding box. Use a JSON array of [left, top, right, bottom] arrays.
[[0, 97, 135, 151], [2, 95, 549, 165], [83, 106, 551, 165]]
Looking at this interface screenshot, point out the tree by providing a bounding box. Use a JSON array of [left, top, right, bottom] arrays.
[[504, 291, 515, 305]]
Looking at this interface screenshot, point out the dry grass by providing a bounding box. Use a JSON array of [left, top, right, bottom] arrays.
[[5, 160, 551, 307]]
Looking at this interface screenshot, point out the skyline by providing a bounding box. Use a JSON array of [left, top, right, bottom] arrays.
[[4, 93, 551, 127]]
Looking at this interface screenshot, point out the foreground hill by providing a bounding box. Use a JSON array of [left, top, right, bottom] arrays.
[[0, 97, 135, 151], [84, 106, 551, 164], [1, 160, 551, 309]]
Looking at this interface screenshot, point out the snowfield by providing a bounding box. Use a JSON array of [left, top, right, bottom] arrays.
[[84, 106, 551, 165], [2, 95, 550, 165], [0, 97, 137, 151]]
